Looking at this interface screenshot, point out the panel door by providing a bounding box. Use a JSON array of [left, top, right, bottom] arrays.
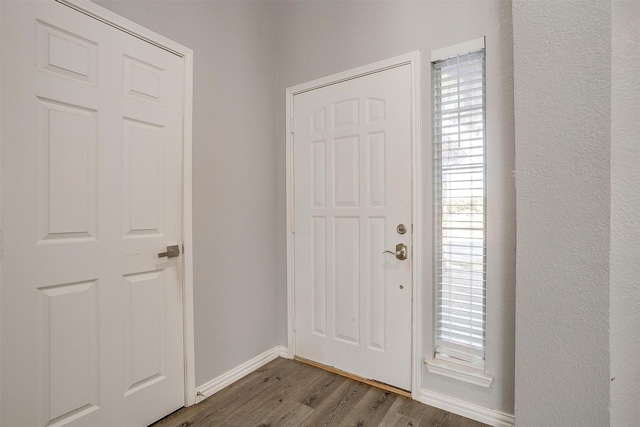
[[293, 65, 413, 390], [1, 2, 185, 426]]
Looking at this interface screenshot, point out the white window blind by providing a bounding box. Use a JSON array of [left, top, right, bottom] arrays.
[[433, 48, 486, 368]]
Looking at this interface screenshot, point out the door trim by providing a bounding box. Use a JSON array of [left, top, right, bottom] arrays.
[[285, 51, 422, 398], [54, 0, 197, 407]]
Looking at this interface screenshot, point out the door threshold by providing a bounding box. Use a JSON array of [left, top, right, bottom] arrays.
[[294, 356, 411, 398]]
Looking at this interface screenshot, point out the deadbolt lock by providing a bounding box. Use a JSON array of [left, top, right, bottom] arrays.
[[396, 224, 407, 235]]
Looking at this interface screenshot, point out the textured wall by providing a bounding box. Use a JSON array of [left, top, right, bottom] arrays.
[[611, 1, 640, 424], [274, 1, 516, 415], [513, 1, 611, 425], [96, 1, 280, 387]]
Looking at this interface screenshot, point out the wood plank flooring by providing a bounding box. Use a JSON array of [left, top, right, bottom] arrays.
[[151, 358, 490, 427]]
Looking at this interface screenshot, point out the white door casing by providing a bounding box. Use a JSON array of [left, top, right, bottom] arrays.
[[288, 55, 422, 393], [1, 1, 194, 425]]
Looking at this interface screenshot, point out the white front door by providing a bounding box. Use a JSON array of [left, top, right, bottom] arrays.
[[2, 2, 185, 425], [293, 64, 413, 390]]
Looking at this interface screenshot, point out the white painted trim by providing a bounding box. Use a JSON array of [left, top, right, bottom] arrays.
[[431, 36, 486, 62], [55, 0, 196, 408], [409, 52, 423, 399], [285, 51, 423, 398], [181, 49, 196, 407], [419, 388, 514, 427], [0, 2, 3, 422], [287, 51, 420, 95], [195, 346, 288, 403], [56, 0, 190, 56], [424, 358, 493, 388], [285, 92, 296, 360]]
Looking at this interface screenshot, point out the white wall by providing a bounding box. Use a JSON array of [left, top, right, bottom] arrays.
[[101, 0, 517, 415], [274, 1, 516, 415], [513, 1, 611, 425], [611, 1, 640, 425], [96, 1, 280, 387], [100, 0, 518, 417], [5, 0, 639, 423]]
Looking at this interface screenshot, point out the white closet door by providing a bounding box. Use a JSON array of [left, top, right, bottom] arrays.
[[2, 2, 185, 425]]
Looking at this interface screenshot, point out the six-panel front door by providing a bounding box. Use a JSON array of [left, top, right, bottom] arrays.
[[1, 2, 185, 425], [293, 65, 413, 390]]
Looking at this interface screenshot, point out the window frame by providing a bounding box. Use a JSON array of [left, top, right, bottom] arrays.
[[430, 38, 489, 375]]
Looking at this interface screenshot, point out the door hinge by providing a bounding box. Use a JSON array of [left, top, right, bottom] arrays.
[[290, 118, 294, 134], [291, 217, 295, 234], [292, 318, 296, 333]]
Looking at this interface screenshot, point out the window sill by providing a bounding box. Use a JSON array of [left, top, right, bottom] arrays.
[[424, 358, 493, 388]]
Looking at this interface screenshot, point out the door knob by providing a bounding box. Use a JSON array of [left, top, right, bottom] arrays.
[[158, 245, 180, 258], [383, 243, 407, 260]]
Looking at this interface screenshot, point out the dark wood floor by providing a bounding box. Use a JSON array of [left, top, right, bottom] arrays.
[[151, 358, 489, 427]]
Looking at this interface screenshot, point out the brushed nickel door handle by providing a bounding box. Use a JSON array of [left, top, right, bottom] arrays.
[[383, 243, 407, 260], [158, 245, 180, 258]]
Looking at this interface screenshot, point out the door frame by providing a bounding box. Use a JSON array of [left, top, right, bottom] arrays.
[[285, 51, 422, 398], [1, 0, 197, 407]]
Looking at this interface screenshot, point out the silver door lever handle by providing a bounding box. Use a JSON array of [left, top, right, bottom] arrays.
[[383, 243, 407, 260], [158, 245, 180, 258]]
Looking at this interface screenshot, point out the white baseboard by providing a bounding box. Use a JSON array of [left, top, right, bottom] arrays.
[[419, 388, 514, 427], [193, 348, 513, 427], [195, 345, 289, 403]]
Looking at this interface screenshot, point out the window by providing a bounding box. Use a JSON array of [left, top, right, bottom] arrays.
[[432, 43, 486, 369]]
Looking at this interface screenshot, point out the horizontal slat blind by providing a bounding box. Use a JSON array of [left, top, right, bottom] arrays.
[[433, 49, 486, 368]]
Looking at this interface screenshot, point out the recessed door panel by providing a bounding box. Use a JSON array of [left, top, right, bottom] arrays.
[[39, 280, 99, 424], [37, 20, 97, 84], [368, 217, 386, 351], [124, 271, 166, 396], [367, 98, 385, 123], [311, 140, 326, 208], [367, 132, 386, 208], [38, 98, 97, 242], [123, 118, 164, 237], [312, 217, 327, 336], [333, 98, 359, 128], [334, 135, 360, 207], [124, 55, 164, 104], [311, 109, 326, 134], [333, 217, 360, 344]]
